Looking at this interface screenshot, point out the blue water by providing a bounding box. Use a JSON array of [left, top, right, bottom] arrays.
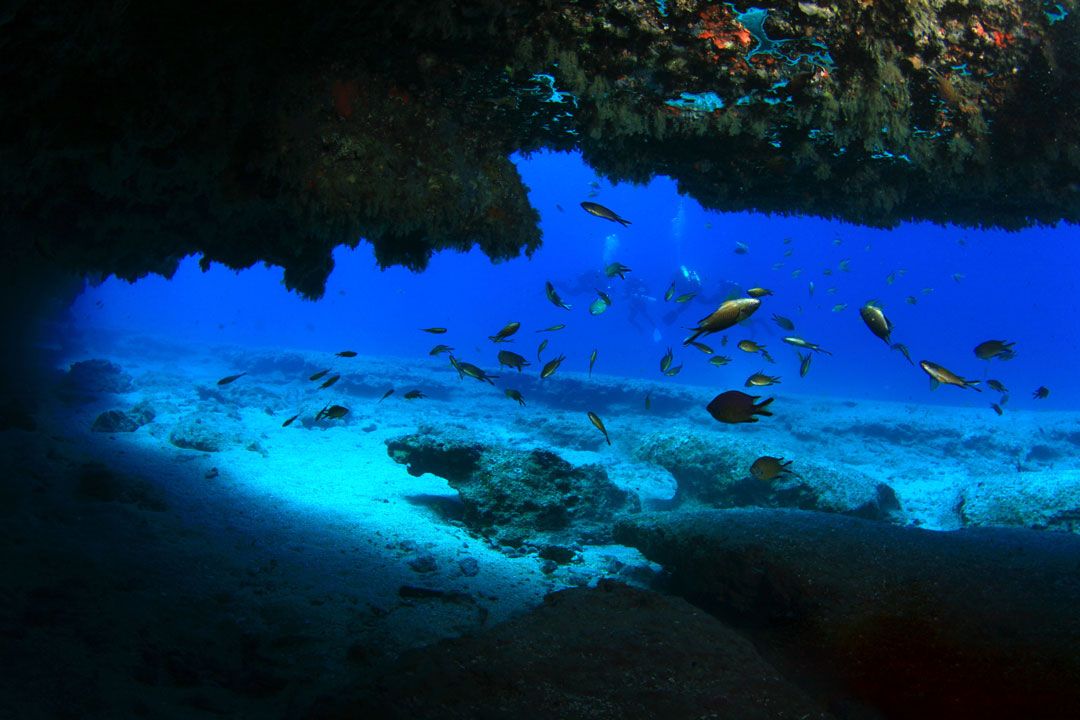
[[70, 150, 1079, 408]]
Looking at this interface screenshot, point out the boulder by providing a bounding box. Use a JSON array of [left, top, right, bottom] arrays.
[[959, 470, 1080, 533], [635, 431, 898, 519], [386, 429, 638, 546], [169, 414, 241, 453], [614, 509, 1080, 718], [90, 409, 139, 433], [62, 359, 133, 400], [306, 580, 831, 720]]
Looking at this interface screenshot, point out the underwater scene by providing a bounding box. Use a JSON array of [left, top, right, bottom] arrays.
[[4, 2, 1080, 719], [10, 149, 1080, 719]]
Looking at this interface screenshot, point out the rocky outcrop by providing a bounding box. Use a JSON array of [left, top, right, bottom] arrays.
[[614, 508, 1080, 718], [635, 431, 899, 519], [169, 413, 243, 453], [386, 429, 639, 545], [60, 359, 134, 402], [90, 410, 139, 433], [959, 471, 1080, 533], [3, 1, 1076, 298], [307, 580, 832, 720]]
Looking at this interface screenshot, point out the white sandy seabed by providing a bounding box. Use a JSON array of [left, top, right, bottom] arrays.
[[3, 335, 1079, 718]]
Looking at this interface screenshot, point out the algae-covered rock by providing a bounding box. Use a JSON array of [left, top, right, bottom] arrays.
[[386, 429, 639, 545], [169, 413, 242, 453], [62, 359, 134, 400], [635, 431, 899, 519], [959, 471, 1080, 533], [91, 409, 139, 433], [308, 580, 832, 720], [634, 431, 743, 505], [614, 509, 1080, 718]]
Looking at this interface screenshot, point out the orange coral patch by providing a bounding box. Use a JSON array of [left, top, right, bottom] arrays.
[[331, 80, 359, 119]]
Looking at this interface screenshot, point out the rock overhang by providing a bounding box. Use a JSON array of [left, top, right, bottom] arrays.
[[2, 0, 1077, 298]]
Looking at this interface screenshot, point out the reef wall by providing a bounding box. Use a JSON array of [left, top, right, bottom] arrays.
[[1, 0, 1077, 297]]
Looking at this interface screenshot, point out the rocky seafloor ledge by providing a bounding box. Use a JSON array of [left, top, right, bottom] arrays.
[[4, 340, 1080, 718]]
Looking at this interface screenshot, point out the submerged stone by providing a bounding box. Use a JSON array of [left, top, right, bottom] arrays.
[[386, 429, 639, 545]]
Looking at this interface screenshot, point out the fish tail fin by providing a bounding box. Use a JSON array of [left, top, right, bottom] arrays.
[[617, 217, 631, 227], [756, 397, 775, 416], [966, 380, 982, 392], [682, 330, 702, 346]]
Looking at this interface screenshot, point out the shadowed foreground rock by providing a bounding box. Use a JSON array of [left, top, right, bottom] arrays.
[[386, 429, 638, 546], [615, 508, 1080, 718], [307, 580, 832, 720]]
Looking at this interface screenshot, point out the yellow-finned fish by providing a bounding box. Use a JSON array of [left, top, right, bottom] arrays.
[[709, 355, 732, 366], [489, 321, 521, 343], [973, 340, 1016, 361], [429, 344, 454, 356], [919, 360, 981, 391], [505, 389, 526, 406], [544, 281, 572, 311], [540, 354, 566, 379], [745, 372, 781, 387], [746, 287, 773, 298], [586, 411, 612, 445], [589, 290, 612, 315], [537, 339, 549, 361], [674, 292, 697, 303], [580, 201, 631, 226], [421, 327, 448, 334], [890, 343, 914, 365], [660, 348, 674, 373], [782, 336, 831, 355], [319, 374, 341, 389], [315, 404, 349, 421], [772, 314, 795, 331], [684, 298, 760, 345], [664, 281, 676, 302], [860, 302, 893, 344], [798, 352, 812, 378], [604, 262, 632, 279], [688, 340, 714, 355], [750, 456, 795, 481], [537, 324, 567, 333], [456, 359, 499, 385], [589, 349, 598, 377], [217, 372, 246, 386], [309, 369, 331, 381], [497, 350, 530, 372]]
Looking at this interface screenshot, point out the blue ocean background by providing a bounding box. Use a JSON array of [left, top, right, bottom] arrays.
[[69, 151, 1078, 407]]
